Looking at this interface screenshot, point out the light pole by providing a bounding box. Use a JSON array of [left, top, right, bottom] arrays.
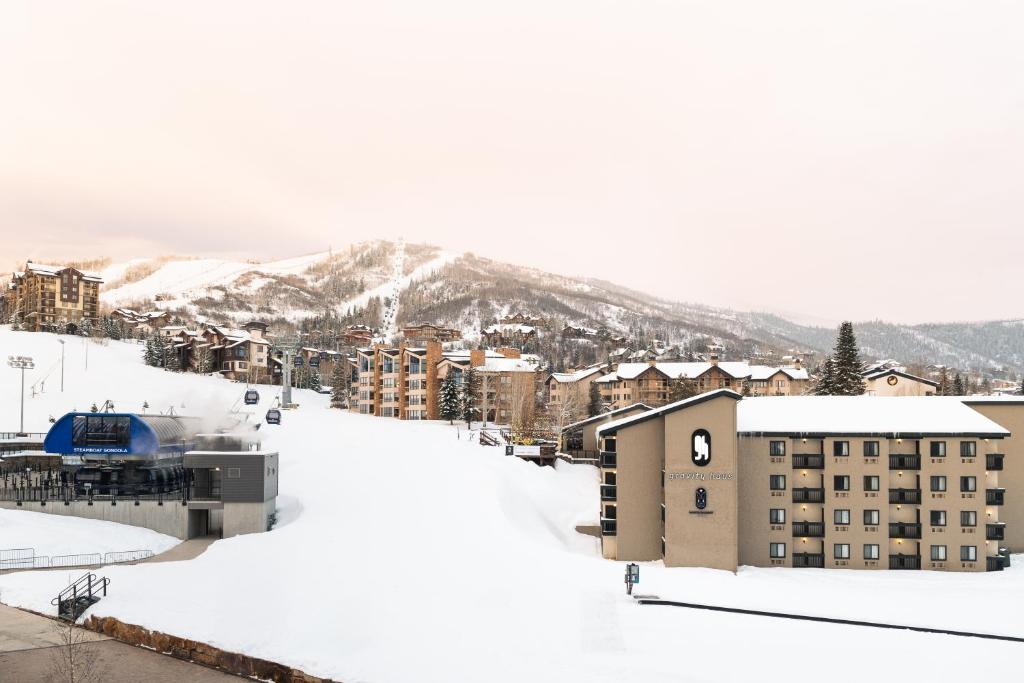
[[58, 340, 65, 392], [7, 355, 35, 435]]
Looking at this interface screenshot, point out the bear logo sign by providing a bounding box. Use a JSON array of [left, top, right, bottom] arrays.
[[695, 487, 708, 510], [691, 429, 711, 467]]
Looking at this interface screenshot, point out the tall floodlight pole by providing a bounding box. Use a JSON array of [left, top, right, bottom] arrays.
[[58, 340, 65, 392], [7, 355, 36, 435]]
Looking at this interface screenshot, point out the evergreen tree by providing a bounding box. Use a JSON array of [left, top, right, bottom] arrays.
[[813, 357, 838, 396], [309, 371, 322, 393], [952, 372, 965, 396], [152, 332, 167, 368], [330, 364, 347, 408], [830, 322, 865, 395], [668, 375, 699, 403], [165, 346, 181, 372], [1018, 378, 1024, 396], [78, 318, 93, 338], [587, 381, 603, 417], [143, 336, 156, 366], [741, 381, 752, 397], [439, 375, 461, 424], [937, 367, 950, 396], [460, 368, 480, 427]]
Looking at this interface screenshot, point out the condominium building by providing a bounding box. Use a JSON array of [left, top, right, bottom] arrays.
[[172, 322, 271, 381], [6, 262, 102, 332], [402, 323, 463, 343], [596, 392, 1013, 572], [546, 365, 608, 422], [594, 358, 809, 409], [863, 368, 939, 397]]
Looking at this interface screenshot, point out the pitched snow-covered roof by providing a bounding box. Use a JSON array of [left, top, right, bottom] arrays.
[[548, 366, 605, 384], [474, 357, 540, 373], [24, 262, 102, 281], [863, 368, 938, 387], [597, 389, 743, 436], [482, 324, 536, 335], [749, 365, 810, 381], [562, 403, 653, 432], [737, 396, 1009, 437]]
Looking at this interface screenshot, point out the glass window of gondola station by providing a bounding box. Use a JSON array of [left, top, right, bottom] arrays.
[[596, 391, 1021, 573], [0, 412, 278, 540]]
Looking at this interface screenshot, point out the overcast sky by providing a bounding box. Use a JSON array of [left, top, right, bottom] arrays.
[[2, 1, 1022, 324]]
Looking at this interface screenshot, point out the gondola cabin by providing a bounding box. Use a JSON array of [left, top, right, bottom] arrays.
[[44, 413, 200, 495], [244, 389, 260, 405], [265, 409, 282, 425]]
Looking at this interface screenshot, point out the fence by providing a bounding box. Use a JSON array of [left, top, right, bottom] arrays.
[[0, 547, 155, 570]]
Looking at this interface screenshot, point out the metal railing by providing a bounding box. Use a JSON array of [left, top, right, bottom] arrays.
[[792, 487, 824, 503], [889, 488, 921, 504], [600, 518, 617, 536], [600, 484, 617, 501], [50, 553, 103, 568], [889, 522, 922, 539], [0, 432, 47, 440], [792, 553, 824, 568], [987, 489, 1006, 506], [889, 455, 921, 470], [1, 547, 154, 570], [987, 556, 1006, 572], [986, 454, 1004, 471], [792, 454, 824, 469], [986, 523, 1006, 541], [599, 451, 616, 468], [889, 554, 921, 570], [792, 522, 825, 538]]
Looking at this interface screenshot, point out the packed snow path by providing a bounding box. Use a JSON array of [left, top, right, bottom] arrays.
[[377, 237, 405, 342], [0, 327, 1022, 683]]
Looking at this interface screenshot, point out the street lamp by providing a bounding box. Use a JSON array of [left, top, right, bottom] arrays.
[[58, 340, 65, 392], [7, 355, 35, 435]]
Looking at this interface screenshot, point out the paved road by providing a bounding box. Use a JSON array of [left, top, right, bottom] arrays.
[[0, 603, 241, 681]]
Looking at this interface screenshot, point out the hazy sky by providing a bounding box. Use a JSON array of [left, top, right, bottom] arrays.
[[2, 1, 1022, 324]]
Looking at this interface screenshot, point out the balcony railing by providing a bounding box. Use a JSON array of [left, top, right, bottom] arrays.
[[600, 451, 617, 468], [986, 489, 1006, 506], [889, 488, 921, 505], [600, 484, 617, 501], [986, 454, 1004, 471], [792, 487, 824, 503], [600, 518, 617, 536], [889, 554, 921, 570], [792, 521, 825, 538], [889, 522, 922, 539], [792, 553, 824, 568], [986, 523, 1006, 541], [792, 454, 824, 469], [987, 556, 1006, 572], [889, 455, 921, 471]]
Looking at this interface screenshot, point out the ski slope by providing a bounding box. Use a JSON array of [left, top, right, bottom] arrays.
[[0, 326, 1022, 683]]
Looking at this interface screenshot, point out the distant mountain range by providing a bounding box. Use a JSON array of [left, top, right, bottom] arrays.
[[95, 240, 1024, 376]]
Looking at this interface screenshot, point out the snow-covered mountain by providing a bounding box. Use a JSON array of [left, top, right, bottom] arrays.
[[97, 240, 1024, 375]]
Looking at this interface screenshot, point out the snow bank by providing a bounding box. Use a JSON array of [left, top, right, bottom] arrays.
[[0, 508, 179, 557]]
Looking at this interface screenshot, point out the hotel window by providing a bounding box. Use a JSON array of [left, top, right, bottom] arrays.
[[960, 545, 977, 562], [864, 544, 880, 560], [960, 476, 977, 493], [834, 544, 851, 560], [833, 475, 850, 491], [770, 509, 786, 524], [863, 509, 880, 525], [863, 475, 880, 492], [930, 510, 947, 527], [961, 511, 977, 527], [930, 476, 946, 492], [931, 545, 947, 562], [833, 441, 850, 457], [769, 441, 786, 456], [930, 441, 946, 458], [960, 441, 977, 458], [834, 509, 850, 525], [769, 543, 786, 559], [769, 475, 786, 491], [863, 441, 880, 457]]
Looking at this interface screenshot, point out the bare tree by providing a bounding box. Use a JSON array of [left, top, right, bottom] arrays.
[[48, 619, 103, 683]]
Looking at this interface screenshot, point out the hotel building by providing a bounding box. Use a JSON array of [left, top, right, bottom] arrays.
[[597, 392, 1015, 572], [6, 262, 102, 332]]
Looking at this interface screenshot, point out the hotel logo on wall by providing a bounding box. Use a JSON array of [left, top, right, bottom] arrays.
[[691, 429, 711, 467]]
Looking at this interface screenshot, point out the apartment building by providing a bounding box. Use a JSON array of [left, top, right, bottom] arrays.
[[172, 322, 271, 381], [559, 402, 651, 461], [481, 323, 537, 348], [595, 358, 809, 409], [546, 365, 608, 422], [596, 392, 1012, 572], [402, 323, 462, 343], [863, 368, 939, 396], [6, 262, 102, 332]]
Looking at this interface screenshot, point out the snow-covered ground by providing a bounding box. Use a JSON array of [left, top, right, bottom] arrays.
[[0, 508, 179, 558], [0, 326, 1022, 682]]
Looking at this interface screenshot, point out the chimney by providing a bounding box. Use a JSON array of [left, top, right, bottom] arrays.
[[470, 349, 486, 369], [710, 353, 720, 367], [647, 359, 657, 367], [794, 357, 802, 370]]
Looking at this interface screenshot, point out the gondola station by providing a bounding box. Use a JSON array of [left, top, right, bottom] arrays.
[[0, 411, 279, 540]]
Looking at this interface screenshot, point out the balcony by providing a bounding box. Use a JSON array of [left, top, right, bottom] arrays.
[[986, 489, 1006, 506], [889, 554, 921, 570], [600, 518, 617, 536], [986, 454, 1004, 471], [889, 455, 921, 471], [889, 488, 921, 505], [792, 454, 824, 469], [600, 451, 617, 468], [986, 523, 1006, 541], [792, 487, 824, 503], [600, 484, 617, 501], [889, 522, 922, 539], [792, 521, 825, 538], [792, 553, 824, 568], [987, 556, 1006, 572]]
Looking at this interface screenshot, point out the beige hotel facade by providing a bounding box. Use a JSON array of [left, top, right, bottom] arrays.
[[597, 391, 1018, 573]]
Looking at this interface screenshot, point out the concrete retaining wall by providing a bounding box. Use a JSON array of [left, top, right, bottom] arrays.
[[0, 499, 189, 539]]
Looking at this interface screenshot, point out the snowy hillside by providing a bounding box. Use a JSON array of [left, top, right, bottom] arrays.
[[1, 325, 1023, 683]]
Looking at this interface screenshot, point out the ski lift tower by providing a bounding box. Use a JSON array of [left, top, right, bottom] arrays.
[[273, 336, 302, 408]]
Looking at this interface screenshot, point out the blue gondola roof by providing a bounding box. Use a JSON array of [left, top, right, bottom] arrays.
[[44, 413, 202, 455]]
